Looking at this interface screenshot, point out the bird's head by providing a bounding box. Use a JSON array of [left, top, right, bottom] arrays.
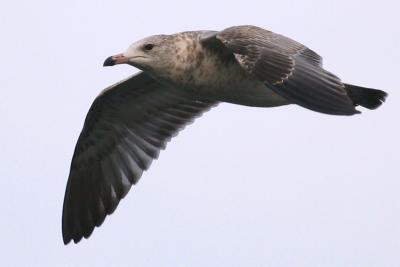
[[103, 34, 179, 77], [103, 33, 205, 85]]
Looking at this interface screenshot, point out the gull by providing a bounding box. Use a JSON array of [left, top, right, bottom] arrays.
[[62, 25, 387, 244]]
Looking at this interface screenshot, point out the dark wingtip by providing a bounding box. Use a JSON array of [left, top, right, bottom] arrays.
[[62, 233, 71, 245], [103, 56, 116, 67]]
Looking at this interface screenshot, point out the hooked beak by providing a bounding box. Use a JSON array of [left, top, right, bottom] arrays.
[[103, 54, 128, 67]]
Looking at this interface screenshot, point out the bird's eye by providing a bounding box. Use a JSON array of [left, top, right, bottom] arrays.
[[144, 44, 154, 51]]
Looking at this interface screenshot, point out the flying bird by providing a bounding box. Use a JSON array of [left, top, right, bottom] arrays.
[[62, 25, 387, 244]]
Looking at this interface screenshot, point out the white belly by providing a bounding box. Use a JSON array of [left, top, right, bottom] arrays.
[[185, 61, 290, 107], [212, 78, 290, 107]]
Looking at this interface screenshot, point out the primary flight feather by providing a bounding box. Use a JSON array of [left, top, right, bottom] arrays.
[[62, 25, 387, 244]]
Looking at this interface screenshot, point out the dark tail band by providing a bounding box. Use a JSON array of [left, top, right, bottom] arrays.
[[345, 84, 388, 110]]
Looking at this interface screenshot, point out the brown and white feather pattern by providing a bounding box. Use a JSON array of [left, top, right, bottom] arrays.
[[211, 25, 358, 115], [62, 25, 388, 245]]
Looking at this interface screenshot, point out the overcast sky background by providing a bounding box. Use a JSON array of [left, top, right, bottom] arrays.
[[1, 0, 399, 266]]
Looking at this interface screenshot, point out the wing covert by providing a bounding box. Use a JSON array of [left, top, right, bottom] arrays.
[[201, 25, 358, 115]]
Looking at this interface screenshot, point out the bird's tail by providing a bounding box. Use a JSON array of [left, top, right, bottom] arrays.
[[345, 84, 388, 109]]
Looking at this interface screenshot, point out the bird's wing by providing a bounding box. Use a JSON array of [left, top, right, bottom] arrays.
[[201, 25, 358, 115], [62, 72, 217, 244]]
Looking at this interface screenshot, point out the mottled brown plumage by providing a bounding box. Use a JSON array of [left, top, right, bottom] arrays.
[[62, 25, 387, 244]]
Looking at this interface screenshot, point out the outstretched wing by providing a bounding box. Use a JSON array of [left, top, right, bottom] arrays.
[[62, 72, 216, 244], [201, 25, 358, 115]]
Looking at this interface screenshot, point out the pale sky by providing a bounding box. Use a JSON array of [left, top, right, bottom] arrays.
[[1, 0, 399, 266]]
